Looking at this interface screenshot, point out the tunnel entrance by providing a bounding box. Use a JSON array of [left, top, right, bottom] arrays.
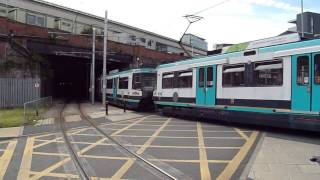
[[42, 55, 130, 101], [44, 56, 91, 101]]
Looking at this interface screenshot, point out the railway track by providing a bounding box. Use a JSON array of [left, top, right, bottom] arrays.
[[58, 102, 176, 180]]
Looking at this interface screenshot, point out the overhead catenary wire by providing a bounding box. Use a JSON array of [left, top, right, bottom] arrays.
[[192, 0, 233, 15], [178, 0, 233, 57]]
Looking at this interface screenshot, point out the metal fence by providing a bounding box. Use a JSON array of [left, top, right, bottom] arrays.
[[0, 78, 41, 108], [24, 96, 52, 125]]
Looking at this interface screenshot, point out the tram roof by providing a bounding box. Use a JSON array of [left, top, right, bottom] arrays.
[[107, 68, 156, 78], [158, 37, 320, 69]]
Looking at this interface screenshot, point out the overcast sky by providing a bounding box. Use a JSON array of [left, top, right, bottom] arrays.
[[45, 0, 320, 50]]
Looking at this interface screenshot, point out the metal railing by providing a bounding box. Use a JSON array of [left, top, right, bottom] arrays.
[[23, 96, 52, 125]]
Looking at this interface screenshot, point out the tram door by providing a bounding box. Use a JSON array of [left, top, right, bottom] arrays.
[[196, 66, 216, 106], [292, 53, 320, 112], [312, 53, 320, 112], [113, 77, 118, 98]]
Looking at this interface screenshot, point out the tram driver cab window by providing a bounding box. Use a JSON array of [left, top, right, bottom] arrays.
[[297, 56, 309, 85], [107, 79, 113, 88], [315, 55, 320, 84], [119, 77, 129, 89]]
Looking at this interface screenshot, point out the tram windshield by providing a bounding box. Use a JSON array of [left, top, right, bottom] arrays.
[[132, 73, 156, 90]]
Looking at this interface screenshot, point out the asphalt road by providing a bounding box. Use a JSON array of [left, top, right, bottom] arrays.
[[0, 111, 260, 180]]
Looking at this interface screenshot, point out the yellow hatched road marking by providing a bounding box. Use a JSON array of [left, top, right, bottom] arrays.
[[34, 140, 242, 150], [29, 157, 71, 180], [30, 171, 129, 180], [33, 137, 63, 149], [33, 128, 87, 149], [217, 131, 258, 180], [149, 158, 230, 163], [17, 137, 35, 180], [111, 159, 135, 179], [27, 116, 149, 180], [111, 116, 151, 136], [197, 122, 212, 180], [29, 171, 79, 179], [33, 151, 69, 156], [0, 140, 17, 179], [78, 137, 108, 155], [234, 128, 249, 141], [136, 118, 171, 154], [112, 118, 171, 179]]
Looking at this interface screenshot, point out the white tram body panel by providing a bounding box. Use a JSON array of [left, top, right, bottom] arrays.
[[216, 56, 292, 101]]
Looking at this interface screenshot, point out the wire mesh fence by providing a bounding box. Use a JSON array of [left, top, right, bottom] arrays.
[[23, 96, 52, 125]]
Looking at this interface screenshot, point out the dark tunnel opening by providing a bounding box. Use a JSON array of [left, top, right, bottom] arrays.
[[42, 55, 130, 102]]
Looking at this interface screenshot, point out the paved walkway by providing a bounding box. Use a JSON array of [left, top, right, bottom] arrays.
[[0, 127, 24, 138], [248, 132, 320, 180], [81, 103, 145, 122]]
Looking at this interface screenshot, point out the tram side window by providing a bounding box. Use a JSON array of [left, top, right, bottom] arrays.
[[207, 67, 213, 87], [132, 74, 141, 89], [315, 55, 320, 84], [162, 73, 174, 89], [222, 65, 245, 87], [254, 60, 283, 86], [199, 68, 205, 87], [178, 71, 193, 88], [297, 56, 309, 85], [107, 79, 113, 89], [119, 77, 129, 89]]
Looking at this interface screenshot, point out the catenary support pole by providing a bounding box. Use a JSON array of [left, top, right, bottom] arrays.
[[91, 27, 96, 104], [102, 11, 108, 107]]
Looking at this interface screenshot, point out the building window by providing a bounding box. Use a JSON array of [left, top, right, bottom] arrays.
[[132, 74, 141, 90], [222, 65, 245, 87], [119, 77, 129, 89], [178, 71, 193, 88], [37, 16, 45, 27], [148, 40, 153, 46], [26, 14, 36, 25], [199, 68, 205, 87], [297, 56, 309, 85], [129, 35, 136, 41], [162, 73, 174, 89], [107, 79, 113, 89], [140, 38, 146, 43], [26, 13, 45, 27], [156, 42, 168, 52], [254, 60, 283, 86], [315, 55, 320, 84], [207, 67, 213, 87]]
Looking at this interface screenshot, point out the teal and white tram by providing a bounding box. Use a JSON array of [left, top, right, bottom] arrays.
[[106, 68, 156, 110], [153, 34, 320, 132]]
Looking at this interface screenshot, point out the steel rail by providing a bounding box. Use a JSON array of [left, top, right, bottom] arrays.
[[58, 103, 91, 180], [78, 103, 177, 180]]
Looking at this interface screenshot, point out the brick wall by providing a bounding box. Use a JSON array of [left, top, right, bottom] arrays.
[[0, 17, 186, 66]]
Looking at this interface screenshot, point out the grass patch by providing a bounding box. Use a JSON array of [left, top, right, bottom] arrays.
[[0, 107, 49, 128], [0, 108, 24, 128]]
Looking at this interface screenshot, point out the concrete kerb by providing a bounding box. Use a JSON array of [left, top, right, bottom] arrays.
[[239, 132, 266, 180]]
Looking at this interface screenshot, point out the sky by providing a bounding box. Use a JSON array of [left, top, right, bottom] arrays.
[[44, 0, 320, 50]]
